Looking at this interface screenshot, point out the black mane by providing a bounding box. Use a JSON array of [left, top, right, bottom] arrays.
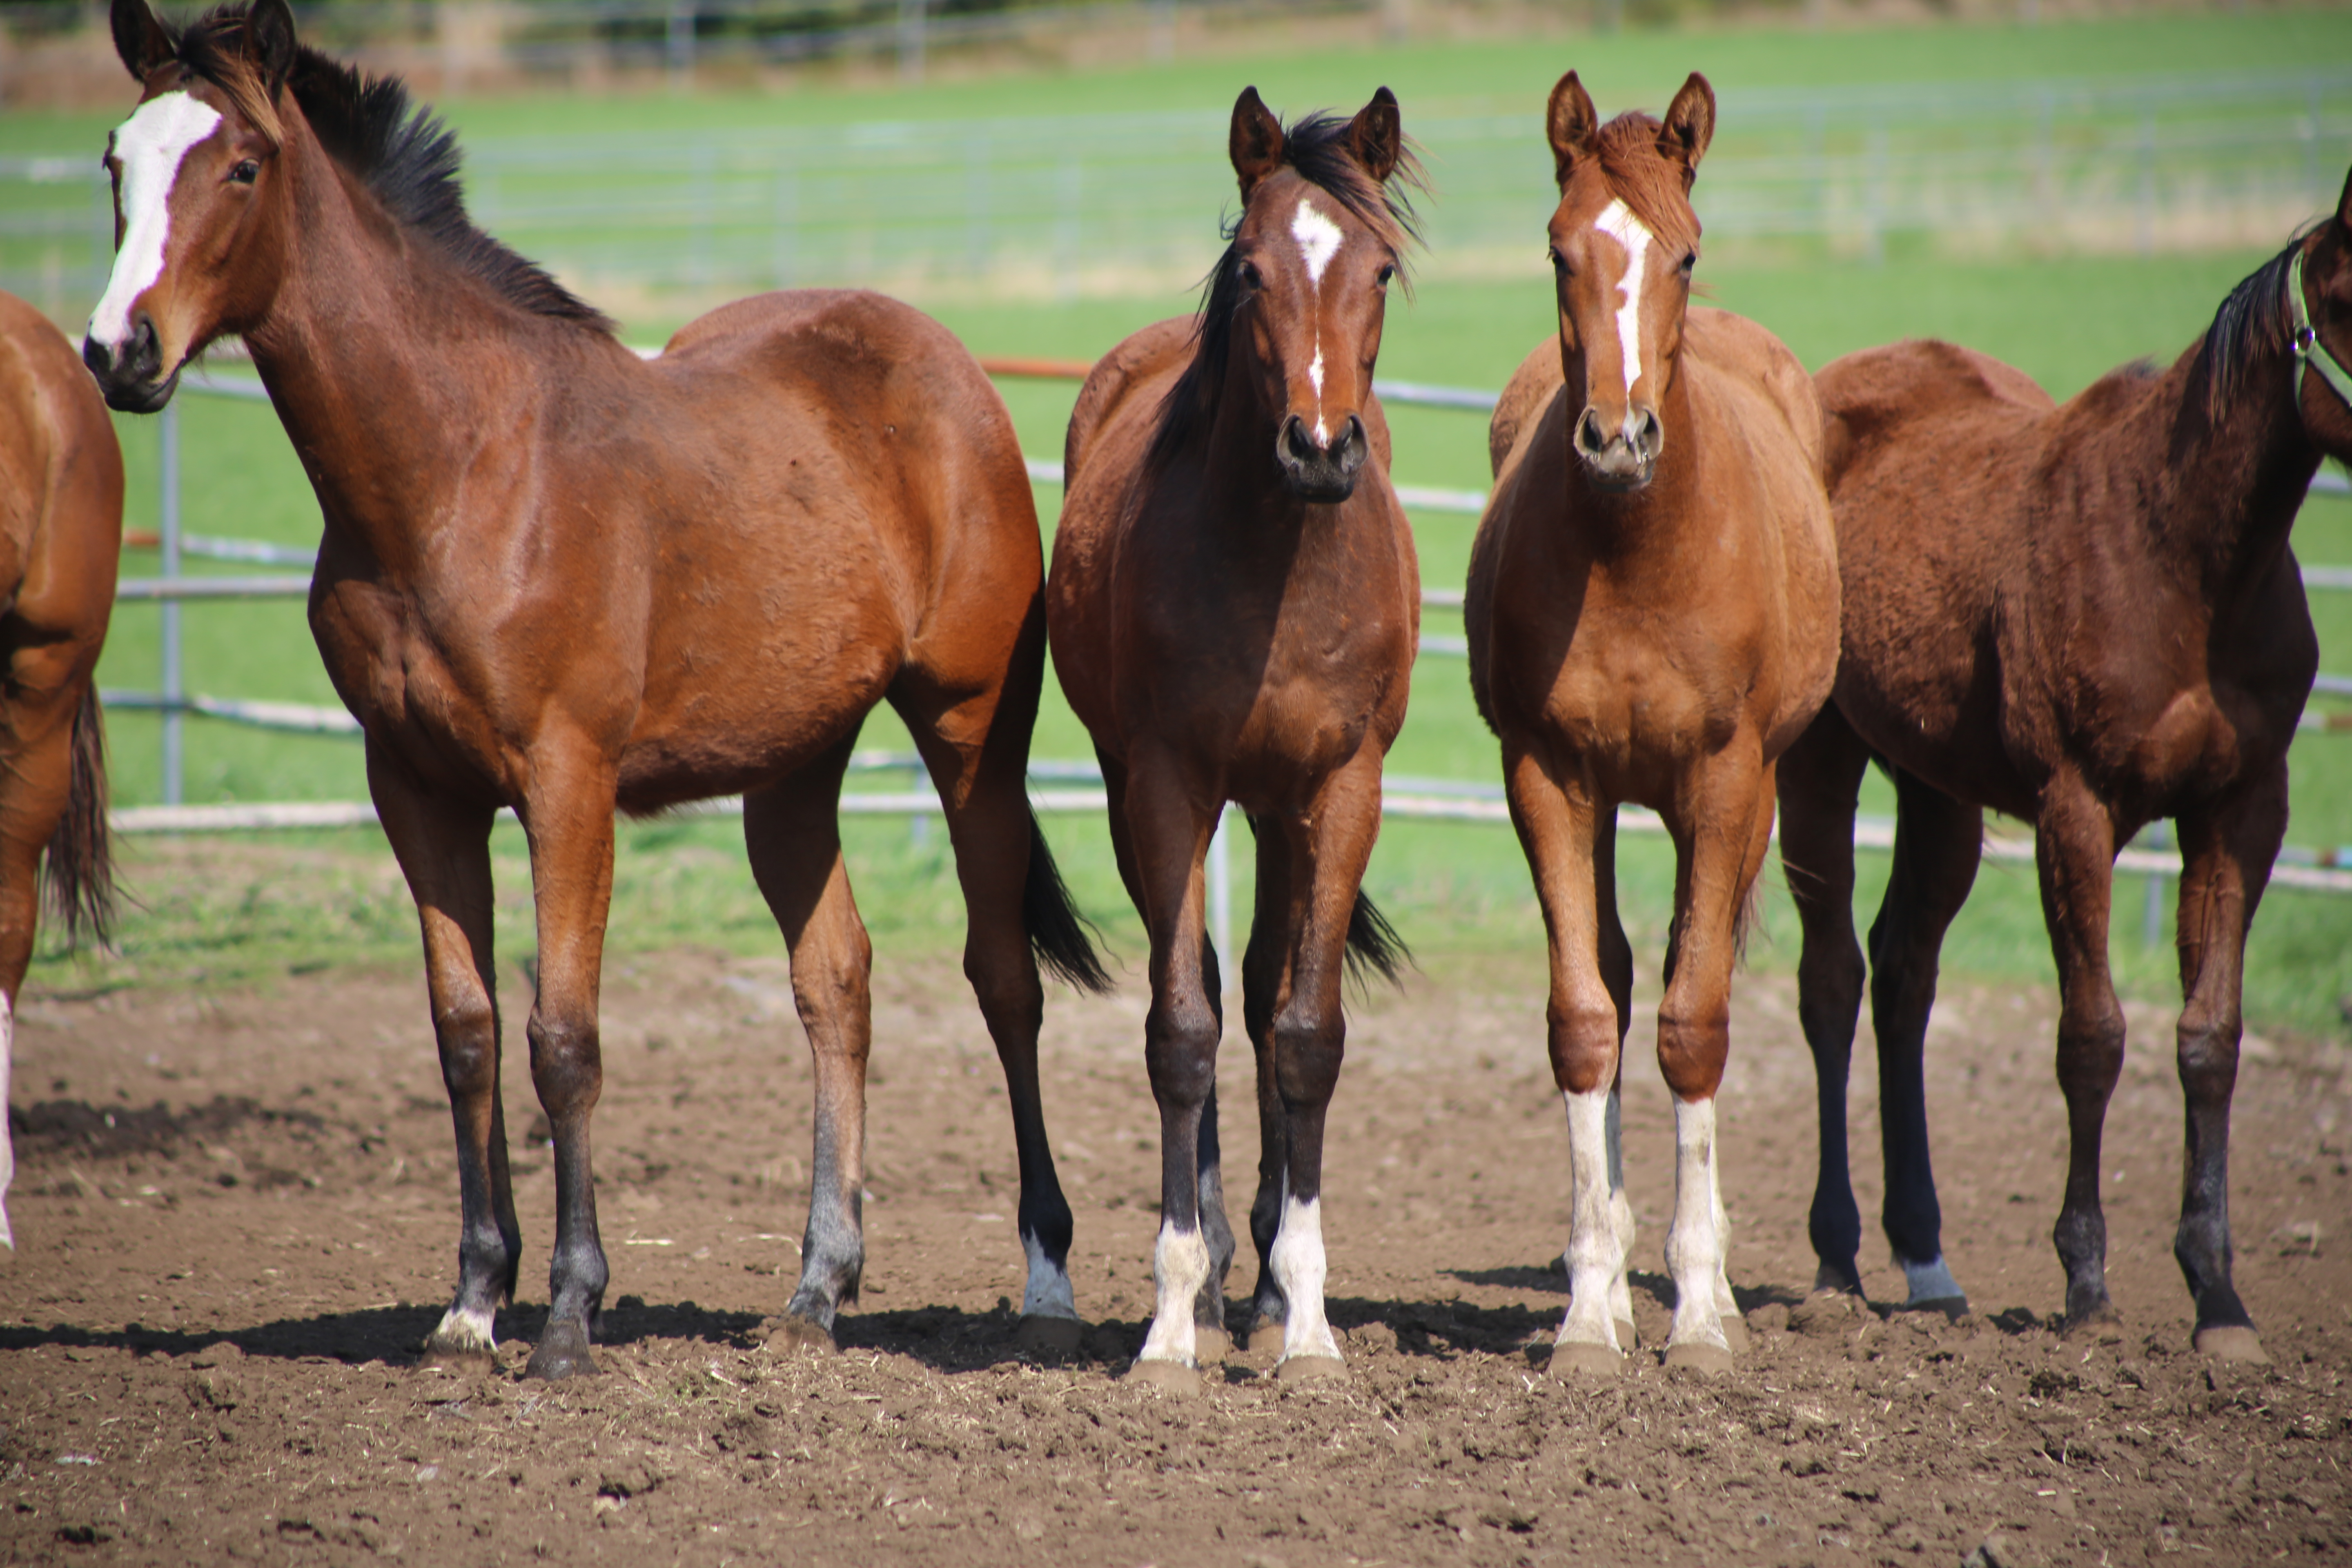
[[2194, 229, 2308, 423], [173, 4, 612, 330], [1147, 108, 1424, 472]]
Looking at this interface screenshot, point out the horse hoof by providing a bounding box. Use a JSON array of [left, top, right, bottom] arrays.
[[2193, 1325, 2268, 1363], [1192, 1324, 1231, 1365], [1788, 1292, 1862, 1339], [762, 1313, 838, 1356], [1125, 1356, 1201, 1394], [523, 1325, 598, 1381], [1548, 1340, 1624, 1377], [1013, 1315, 1083, 1357], [1276, 1354, 1347, 1384], [2060, 1305, 2125, 1345], [1902, 1295, 1971, 1322], [1717, 1314, 1750, 1353], [1614, 1318, 1638, 1350], [419, 1337, 498, 1371], [1663, 1340, 1735, 1376]]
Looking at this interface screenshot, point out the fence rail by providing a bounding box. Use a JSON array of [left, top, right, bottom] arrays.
[[11, 65, 2351, 318]]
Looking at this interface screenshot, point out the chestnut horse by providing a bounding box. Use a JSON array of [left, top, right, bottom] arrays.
[[1467, 72, 1839, 1374], [1049, 87, 1418, 1388], [83, 0, 1106, 1379], [0, 292, 122, 1252], [1777, 166, 2352, 1360]]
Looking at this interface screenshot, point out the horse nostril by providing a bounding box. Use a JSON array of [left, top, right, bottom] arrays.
[[1576, 408, 1609, 455], [1285, 416, 1320, 463], [1634, 408, 1663, 461]]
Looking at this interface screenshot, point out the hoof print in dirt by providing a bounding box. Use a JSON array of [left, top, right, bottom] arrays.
[[1124, 1357, 1202, 1394], [1011, 1315, 1084, 1358], [1275, 1354, 1346, 1384], [1547, 1341, 1624, 1377], [1662, 1341, 1734, 1376], [2192, 1324, 2268, 1363], [1787, 1292, 1864, 1340], [523, 1326, 599, 1380], [761, 1314, 838, 1357]]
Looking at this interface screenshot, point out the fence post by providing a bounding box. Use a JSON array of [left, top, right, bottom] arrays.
[[898, 0, 927, 85], [666, 0, 694, 94], [158, 398, 184, 808]]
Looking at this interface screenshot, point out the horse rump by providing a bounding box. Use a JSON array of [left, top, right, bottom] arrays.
[[1023, 806, 1112, 993], [41, 684, 116, 949]]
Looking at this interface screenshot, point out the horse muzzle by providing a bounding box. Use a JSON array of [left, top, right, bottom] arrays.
[[1574, 402, 1663, 490], [1277, 412, 1368, 503], [82, 315, 180, 414]]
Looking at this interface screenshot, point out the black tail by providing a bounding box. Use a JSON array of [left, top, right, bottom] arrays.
[[42, 685, 116, 950], [1343, 891, 1409, 988], [1024, 807, 1112, 994]]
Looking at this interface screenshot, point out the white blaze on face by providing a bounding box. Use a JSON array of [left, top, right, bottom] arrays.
[[1591, 197, 1655, 399], [1290, 195, 1345, 444], [88, 91, 223, 352]]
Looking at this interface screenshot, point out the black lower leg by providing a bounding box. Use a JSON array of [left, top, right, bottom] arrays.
[[1194, 1081, 1234, 1332]]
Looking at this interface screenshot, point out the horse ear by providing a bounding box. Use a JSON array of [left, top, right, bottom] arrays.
[[1546, 71, 1599, 190], [1657, 73, 1715, 190], [110, 0, 174, 80], [1230, 86, 1286, 200], [247, 0, 299, 97], [1349, 86, 1402, 186]]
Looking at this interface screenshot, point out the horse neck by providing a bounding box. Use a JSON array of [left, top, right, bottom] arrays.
[[239, 114, 580, 566], [1556, 347, 1704, 562], [1191, 353, 1322, 561], [2134, 333, 2322, 600]]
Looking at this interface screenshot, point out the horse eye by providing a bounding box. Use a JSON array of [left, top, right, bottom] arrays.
[[1680, 251, 1697, 274], [1237, 260, 1264, 290], [1376, 263, 1396, 289], [229, 160, 259, 186], [1547, 247, 1568, 275]]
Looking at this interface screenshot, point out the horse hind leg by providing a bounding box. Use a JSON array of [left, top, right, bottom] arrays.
[[1775, 704, 1873, 1299], [1869, 768, 1983, 1314], [1594, 809, 1638, 1349], [1241, 812, 1295, 1348], [2169, 771, 2286, 1362], [743, 745, 874, 1352]]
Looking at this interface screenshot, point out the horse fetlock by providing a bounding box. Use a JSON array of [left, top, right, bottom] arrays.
[[1019, 1229, 1078, 1322], [423, 1300, 500, 1363], [1140, 1221, 1213, 1367]]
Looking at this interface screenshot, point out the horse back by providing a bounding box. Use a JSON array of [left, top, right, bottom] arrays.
[[1065, 317, 1195, 484], [1815, 338, 2052, 493], [0, 292, 122, 643]]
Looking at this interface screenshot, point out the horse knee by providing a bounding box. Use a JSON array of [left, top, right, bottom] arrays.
[[526, 1014, 604, 1115], [1655, 1003, 1729, 1102], [2056, 1008, 2126, 1102], [434, 996, 499, 1097], [2175, 1013, 2241, 1095], [1145, 1000, 1220, 1108], [1271, 1005, 1343, 1109], [1546, 1000, 1621, 1095]]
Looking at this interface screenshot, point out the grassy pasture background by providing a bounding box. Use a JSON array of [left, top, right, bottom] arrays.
[[12, 6, 2352, 1037]]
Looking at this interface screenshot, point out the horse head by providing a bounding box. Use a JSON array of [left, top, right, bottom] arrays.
[[1542, 70, 1713, 492], [2292, 162, 2352, 461], [1222, 86, 1413, 503], [85, 0, 301, 412]]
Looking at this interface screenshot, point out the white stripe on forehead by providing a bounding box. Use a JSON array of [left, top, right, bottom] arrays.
[[1291, 196, 1343, 286], [88, 91, 223, 350], [1592, 197, 1654, 399]]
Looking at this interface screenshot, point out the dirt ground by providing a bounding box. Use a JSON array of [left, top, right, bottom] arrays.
[[3, 924, 2349, 1566]]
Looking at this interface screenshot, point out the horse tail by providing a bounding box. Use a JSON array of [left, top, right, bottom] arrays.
[[1024, 806, 1112, 995], [1731, 877, 1762, 967], [1343, 891, 1410, 988], [42, 684, 116, 950]]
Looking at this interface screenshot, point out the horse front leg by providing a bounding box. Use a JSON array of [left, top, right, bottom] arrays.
[[1122, 752, 1223, 1390], [515, 752, 620, 1380], [0, 665, 91, 1252], [368, 748, 515, 1364], [1504, 741, 1630, 1374], [1653, 743, 1772, 1374], [1241, 812, 1297, 1348], [2170, 764, 2286, 1361], [2034, 771, 2127, 1334], [742, 742, 873, 1351], [1257, 755, 1385, 1380]]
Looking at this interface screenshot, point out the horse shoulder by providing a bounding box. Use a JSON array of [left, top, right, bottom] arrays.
[[1487, 337, 1566, 482], [0, 297, 121, 636], [1467, 390, 1577, 738]]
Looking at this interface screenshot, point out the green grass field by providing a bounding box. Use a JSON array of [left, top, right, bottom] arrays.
[[18, 6, 2352, 1039]]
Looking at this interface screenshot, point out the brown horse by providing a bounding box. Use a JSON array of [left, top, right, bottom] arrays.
[[1467, 71, 1839, 1374], [0, 292, 122, 1252], [1048, 87, 1419, 1389], [1777, 167, 2352, 1361], [82, 0, 1106, 1379]]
